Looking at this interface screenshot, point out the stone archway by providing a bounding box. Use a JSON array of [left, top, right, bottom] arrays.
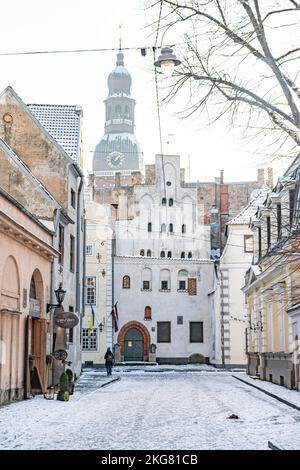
[[117, 321, 151, 362]]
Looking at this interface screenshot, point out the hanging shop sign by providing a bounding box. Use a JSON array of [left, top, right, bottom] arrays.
[[54, 349, 68, 361], [54, 312, 79, 329]]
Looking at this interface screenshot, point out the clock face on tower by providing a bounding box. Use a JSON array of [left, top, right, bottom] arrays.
[[106, 151, 125, 168]]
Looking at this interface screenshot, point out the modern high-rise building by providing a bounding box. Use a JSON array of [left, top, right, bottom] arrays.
[[92, 49, 142, 187]]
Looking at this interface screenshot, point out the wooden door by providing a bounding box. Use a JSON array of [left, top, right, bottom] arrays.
[[124, 328, 144, 361], [30, 318, 47, 393]]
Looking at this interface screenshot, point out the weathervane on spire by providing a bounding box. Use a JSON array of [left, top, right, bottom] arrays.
[[119, 23, 123, 51]]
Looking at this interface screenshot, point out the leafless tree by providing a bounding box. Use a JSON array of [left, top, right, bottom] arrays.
[[149, 0, 300, 160]]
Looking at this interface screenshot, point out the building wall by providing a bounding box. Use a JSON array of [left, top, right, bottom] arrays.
[[0, 87, 85, 381], [82, 197, 113, 366], [114, 257, 214, 362], [51, 168, 84, 379], [0, 193, 55, 404], [110, 155, 214, 363], [0, 88, 69, 210]]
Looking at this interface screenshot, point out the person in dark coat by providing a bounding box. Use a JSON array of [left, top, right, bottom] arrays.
[[104, 347, 114, 376]]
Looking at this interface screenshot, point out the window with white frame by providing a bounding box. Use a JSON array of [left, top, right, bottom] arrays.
[[86, 244, 93, 256], [244, 235, 254, 253], [86, 276, 96, 305], [82, 328, 98, 351]]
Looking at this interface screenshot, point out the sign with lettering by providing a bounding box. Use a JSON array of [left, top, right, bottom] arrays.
[[54, 312, 79, 329]]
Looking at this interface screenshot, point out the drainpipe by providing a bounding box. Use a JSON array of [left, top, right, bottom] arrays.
[[76, 176, 84, 373], [76, 177, 84, 313], [81, 211, 87, 349], [51, 208, 61, 386]]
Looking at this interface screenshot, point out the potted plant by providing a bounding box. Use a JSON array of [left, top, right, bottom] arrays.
[[66, 368, 75, 395], [57, 372, 70, 401]]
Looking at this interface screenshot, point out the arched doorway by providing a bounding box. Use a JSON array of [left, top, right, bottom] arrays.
[[28, 269, 46, 394], [118, 321, 151, 362], [0, 256, 20, 402], [124, 328, 144, 361]]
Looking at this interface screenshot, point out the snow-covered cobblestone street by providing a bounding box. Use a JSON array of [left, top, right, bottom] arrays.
[[0, 369, 300, 450]]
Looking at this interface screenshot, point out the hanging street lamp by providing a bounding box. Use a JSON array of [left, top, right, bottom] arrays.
[[154, 47, 181, 77]]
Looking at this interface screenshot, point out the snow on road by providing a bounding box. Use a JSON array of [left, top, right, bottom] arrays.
[[0, 370, 299, 450]]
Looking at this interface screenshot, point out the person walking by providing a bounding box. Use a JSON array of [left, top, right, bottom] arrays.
[[104, 347, 114, 376]]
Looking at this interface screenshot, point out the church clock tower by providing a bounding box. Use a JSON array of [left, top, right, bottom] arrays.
[[92, 48, 142, 184]]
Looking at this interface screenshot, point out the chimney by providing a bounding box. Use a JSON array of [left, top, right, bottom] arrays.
[[131, 171, 142, 185], [145, 164, 156, 184], [257, 168, 265, 187], [180, 168, 185, 184], [220, 169, 224, 185], [266, 167, 273, 189], [88, 173, 95, 187], [115, 172, 121, 188]]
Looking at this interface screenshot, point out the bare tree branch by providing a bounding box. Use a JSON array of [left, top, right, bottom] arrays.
[[149, 0, 300, 158]]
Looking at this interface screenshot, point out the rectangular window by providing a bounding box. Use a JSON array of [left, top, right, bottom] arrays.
[[58, 224, 64, 265], [289, 189, 295, 228], [258, 227, 262, 259], [143, 280, 150, 290], [86, 244, 93, 256], [68, 306, 74, 343], [161, 280, 169, 291], [188, 278, 197, 296], [82, 328, 98, 351], [157, 322, 171, 343], [68, 328, 74, 344], [177, 316, 183, 325], [70, 235, 75, 272], [179, 280, 186, 290], [190, 322, 203, 343], [244, 235, 254, 253], [277, 204, 282, 240], [71, 189, 76, 209], [86, 276, 96, 305], [267, 217, 271, 251]]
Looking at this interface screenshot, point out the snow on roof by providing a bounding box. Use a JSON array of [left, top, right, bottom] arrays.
[[252, 265, 261, 276], [228, 187, 270, 225], [27, 104, 82, 161]]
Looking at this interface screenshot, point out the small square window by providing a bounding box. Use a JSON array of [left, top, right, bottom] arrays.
[[143, 281, 150, 290], [177, 316, 183, 325], [86, 244, 93, 256], [179, 281, 186, 290], [161, 281, 168, 290]]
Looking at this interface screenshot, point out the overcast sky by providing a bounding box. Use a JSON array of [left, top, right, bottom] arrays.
[[0, 0, 292, 183]]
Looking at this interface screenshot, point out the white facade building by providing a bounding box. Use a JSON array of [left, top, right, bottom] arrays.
[[113, 155, 215, 364], [211, 187, 270, 368], [82, 194, 113, 367]]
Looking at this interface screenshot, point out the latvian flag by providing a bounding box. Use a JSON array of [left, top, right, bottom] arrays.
[[111, 303, 119, 332]]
